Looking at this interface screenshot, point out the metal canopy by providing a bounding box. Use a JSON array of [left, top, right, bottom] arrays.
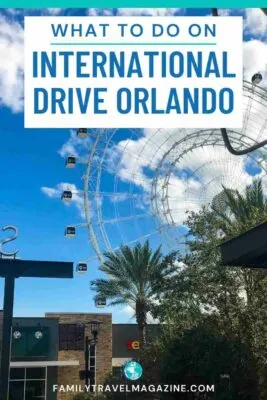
[[0, 259, 73, 278], [220, 221, 267, 268]]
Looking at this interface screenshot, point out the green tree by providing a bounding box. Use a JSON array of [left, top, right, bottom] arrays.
[[138, 326, 259, 399], [154, 179, 267, 398], [160, 327, 259, 399], [91, 240, 176, 345], [212, 178, 267, 355]]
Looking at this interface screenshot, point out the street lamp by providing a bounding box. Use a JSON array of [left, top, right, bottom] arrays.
[[89, 320, 101, 342], [84, 320, 101, 388]]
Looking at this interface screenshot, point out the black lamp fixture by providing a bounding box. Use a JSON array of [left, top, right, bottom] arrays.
[[88, 320, 101, 342], [34, 323, 43, 340], [12, 323, 21, 340]]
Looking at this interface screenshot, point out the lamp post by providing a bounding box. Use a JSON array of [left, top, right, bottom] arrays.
[[85, 320, 101, 388]]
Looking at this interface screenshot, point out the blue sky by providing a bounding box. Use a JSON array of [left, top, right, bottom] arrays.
[[0, 7, 267, 322]]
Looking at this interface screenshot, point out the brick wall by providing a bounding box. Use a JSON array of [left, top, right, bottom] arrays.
[[45, 313, 112, 400]]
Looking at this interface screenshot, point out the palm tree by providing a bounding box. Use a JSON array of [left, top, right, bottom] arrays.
[[212, 178, 267, 237], [91, 241, 177, 346]]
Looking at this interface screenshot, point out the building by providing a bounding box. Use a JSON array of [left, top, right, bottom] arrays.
[[0, 311, 160, 400]]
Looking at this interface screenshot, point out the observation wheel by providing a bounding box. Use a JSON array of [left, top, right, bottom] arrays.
[[64, 79, 267, 268]]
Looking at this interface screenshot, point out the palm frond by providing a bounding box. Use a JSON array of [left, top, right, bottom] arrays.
[[214, 178, 267, 235], [90, 241, 175, 327]]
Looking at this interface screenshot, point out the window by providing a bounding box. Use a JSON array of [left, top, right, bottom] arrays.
[[26, 368, 46, 380], [10, 368, 25, 380], [59, 324, 84, 350], [9, 381, 24, 400], [112, 367, 123, 378], [9, 368, 46, 400], [25, 380, 45, 399]]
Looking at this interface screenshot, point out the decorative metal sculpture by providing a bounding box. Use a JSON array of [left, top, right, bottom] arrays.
[[0, 226, 19, 258]]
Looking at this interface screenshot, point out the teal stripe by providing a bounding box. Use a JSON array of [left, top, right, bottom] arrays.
[[50, 42, 217, 46], [0, 1, 265, 6]]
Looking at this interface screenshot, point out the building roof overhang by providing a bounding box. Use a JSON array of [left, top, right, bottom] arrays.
[[10, 360, 79, 368], [220, 221, 267, 268]]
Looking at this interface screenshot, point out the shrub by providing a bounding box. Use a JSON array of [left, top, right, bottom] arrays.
[[72, 393, 106, 400]]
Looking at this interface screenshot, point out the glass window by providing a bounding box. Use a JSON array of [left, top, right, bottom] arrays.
[[9, 381, 24, 400], [9, 367, 46, 400], [25, 380, 45, 399], [113, 367, 123, 378], [59, 324, 84, 350], [10, 368, 25, 380], [26, 368, 46, 380]]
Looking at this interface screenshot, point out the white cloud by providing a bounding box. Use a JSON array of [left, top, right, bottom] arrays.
[[206, 8, 267, 36], [87, 8, 115, 16], [117, 304, 159, 324], [243, 39, 267, 84], [46, 8, 63, 15], [4, 8, 64, 16], [87, 8, 183, 16], [41, 187, 59, 198], [0, 15, 24, 112], [109, 193, 130, 202], [41, 181, 103, 219], [217, 9, 231, 16], [41, 182, 84, 217], [58, 129, 91, 158], [120, 304, 135, 317], [244, 8, 267, 37], [116, 8, 183, 16], [4, 9, 24, 16], [158, 144, 255, 225]]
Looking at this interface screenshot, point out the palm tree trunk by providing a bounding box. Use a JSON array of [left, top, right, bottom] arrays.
[[136, 299, 147, 347], [138, 323, 146, 346]]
